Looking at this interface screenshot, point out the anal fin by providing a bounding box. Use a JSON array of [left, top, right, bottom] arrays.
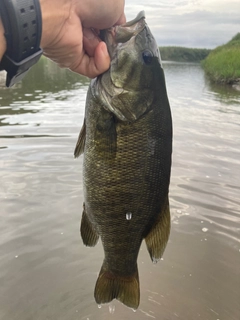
[[145, 198, 171, 262], [74, 119, 86, 158], [80, 204, 99, 247]]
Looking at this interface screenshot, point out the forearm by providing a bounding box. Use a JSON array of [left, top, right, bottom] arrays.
[[0, 1, 68, 58], [0, 19, 6, 61], [40, 0, 69, 49], [0, 0, 125, 78]]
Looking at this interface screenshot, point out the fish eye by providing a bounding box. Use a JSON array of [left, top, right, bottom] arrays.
[[142, 50, 153, 64]]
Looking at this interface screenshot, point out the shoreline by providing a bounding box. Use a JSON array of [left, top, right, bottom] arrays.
[[232, 79, 240, 91]]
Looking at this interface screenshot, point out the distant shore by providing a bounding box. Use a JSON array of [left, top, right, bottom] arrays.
[[159, 46, 210, 63], [201, 33, 240, 86], [159, 33, 240, 88]]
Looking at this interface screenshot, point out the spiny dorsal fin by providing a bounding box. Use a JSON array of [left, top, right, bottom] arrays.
[[74, 119, 86, 158], [145, 197, 171, 262]]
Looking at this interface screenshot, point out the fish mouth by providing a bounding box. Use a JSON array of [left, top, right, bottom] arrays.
[[100, 11, 146, 58]]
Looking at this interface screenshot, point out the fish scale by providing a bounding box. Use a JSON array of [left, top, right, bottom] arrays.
[[74, 11, 172, 309]]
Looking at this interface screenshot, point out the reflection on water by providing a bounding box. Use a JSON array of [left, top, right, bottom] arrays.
[[0, 58, 239, 320], [204, 74, 240, 105]]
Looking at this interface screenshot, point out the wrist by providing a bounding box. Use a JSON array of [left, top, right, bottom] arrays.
[[0, 18, 7, 61], [0, 1, 42, 87], [40, 0, 70, 49]]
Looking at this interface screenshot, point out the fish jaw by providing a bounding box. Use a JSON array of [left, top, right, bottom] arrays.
[[95, 12, 162, 123], [100, 11, 146, 59]]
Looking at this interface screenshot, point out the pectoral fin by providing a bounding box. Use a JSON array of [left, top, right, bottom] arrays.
[[74, 119, 86, 158], [80, 204, 99, 247], [145, 198, 171, 262]]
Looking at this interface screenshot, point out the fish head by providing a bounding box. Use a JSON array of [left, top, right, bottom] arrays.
[[96, 11, 164, 122]]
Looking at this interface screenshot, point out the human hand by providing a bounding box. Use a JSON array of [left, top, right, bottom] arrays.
[[0, 19, 6, 61], [40, 0, 125, 78]]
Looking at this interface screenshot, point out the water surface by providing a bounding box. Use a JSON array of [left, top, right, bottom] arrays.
[[0, 58, 239, 320]]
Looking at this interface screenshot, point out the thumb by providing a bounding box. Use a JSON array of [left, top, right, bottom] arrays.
[[71, 41, 110, 78]]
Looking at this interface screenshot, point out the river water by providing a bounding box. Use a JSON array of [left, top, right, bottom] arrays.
[[0, 58, 239, 320]]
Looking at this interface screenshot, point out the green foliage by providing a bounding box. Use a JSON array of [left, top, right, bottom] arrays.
[[202, 33, 240, 83], [228, 32, 240, 43], [159, 46, 211, 62]]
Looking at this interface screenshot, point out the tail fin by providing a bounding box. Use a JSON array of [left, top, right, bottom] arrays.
[[94, 263, 140, 309]]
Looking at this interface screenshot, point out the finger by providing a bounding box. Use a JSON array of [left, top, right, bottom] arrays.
[[83, 28, 101, 57], [70, 41, 110, 78], [115, 13, 126, 25]]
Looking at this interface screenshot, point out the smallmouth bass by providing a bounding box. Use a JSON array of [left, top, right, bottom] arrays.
[[74, 11, 172, 309]]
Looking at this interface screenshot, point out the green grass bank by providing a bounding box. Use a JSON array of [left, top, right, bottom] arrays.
[[202, 33, 240, 84], [159, 46, 211, 62]]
